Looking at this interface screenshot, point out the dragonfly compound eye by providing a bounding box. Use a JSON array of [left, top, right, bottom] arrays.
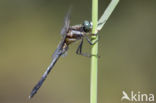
[[83, 20, 92, 32]]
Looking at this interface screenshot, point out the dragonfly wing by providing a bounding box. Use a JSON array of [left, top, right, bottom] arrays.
[[30, 8, 70, 98], [60, 8, 71, 36]]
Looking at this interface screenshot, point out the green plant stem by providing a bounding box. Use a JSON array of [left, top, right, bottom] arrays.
[[90, 1, 119, 103], [90, 0, 98, 103]]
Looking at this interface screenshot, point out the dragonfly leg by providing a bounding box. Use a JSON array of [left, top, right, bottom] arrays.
[[76, 39, 100, 58], [85, 35, 99, 45], [76, 39, 90, 57]]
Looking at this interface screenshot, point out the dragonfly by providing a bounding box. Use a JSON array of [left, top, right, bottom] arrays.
[[29, 9, 98, 99]]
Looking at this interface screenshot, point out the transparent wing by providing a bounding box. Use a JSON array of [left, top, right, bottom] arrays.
[[60, 8, 71, 36], [29, 8, 72, 99]]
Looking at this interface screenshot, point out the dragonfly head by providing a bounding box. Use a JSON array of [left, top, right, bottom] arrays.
[[83, 20, 92, 32]]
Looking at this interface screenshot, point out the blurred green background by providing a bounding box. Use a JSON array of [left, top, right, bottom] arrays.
[[0, 0, 156, 103]]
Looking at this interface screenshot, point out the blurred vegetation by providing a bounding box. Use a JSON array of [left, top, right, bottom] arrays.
[[0, 0, 156, 103]]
